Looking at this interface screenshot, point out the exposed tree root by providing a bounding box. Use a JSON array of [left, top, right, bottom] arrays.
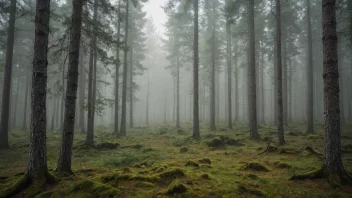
[[305, 146, 323, 157], [258, 143, 278, 155], [289, 168, 352, 188], [279, 149, 296, 155], [0, 172, 59, 198]]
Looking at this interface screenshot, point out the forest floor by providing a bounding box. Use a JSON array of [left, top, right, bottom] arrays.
[[0, 122, 352, 198]]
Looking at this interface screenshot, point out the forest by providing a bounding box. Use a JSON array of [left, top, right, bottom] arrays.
[[0, 0, 351, 197]]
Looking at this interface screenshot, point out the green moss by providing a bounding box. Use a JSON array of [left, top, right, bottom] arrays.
[[180, 147, 189, 153], [68, 179, 119, 198], [206, 137, 225, 148], [241, 162, 270, 172], [238, 184, 266, 197], [166, 180, 188, 195], [198, 158, 211, 165], [185, 161, 199, 168], [200, 174, 211, 180], [275, 162, 292, 169]]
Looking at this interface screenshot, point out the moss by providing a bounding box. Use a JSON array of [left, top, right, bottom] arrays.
[[200, 174, 211, 180], [238, 184, 266, 197], [206, 137, 225, 148], [180, 147, 189, 153], [185, 161, 199, 168], [241, 162, 270, 172], [226, 138, 244, 146], [157, 168, 186, 180], [247, 174, 259, 180], [275, 162, 292, 169], [68, 179, 118, 197], [198, 158, 211, 165], [95, 142, 119, 150], [166, 180, 188, 195]]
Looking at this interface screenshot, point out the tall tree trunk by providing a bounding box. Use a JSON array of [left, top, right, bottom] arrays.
[[0, 0, 16, 149], [12, 67, 20, 129], [50, 98, 56, 131], [78, 47, 85, 134], [248, 0, 258, 139], [260, 41, 265, 124], [226, 20, 232, 129], [23, 65, 30, 130], [176, 53, 180, 128], [86, 0, 98, 145], [27, 0, 50, 180], [114, 0, 121, 136], [234, 43, 239, 122], [129, 45, 133, 128], [57, 0, 84, 173], [120, 0, 129, 136], [273, 30, 278, 125], [282, 35, 288, 126], [146, 69, 149, 126], [192, 0, 200, 138], [210, 20, 216, 131], [322, 0, 349, 181], [276, 0, 285, 145]]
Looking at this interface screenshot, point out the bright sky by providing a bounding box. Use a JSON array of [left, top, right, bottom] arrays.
[[143, 0, 168, 36]]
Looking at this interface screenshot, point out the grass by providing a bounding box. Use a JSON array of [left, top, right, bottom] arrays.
[[0, 123, 351, 197]]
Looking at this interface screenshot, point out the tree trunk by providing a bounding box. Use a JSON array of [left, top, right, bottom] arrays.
[[50, 98, 56, 131], [248, 0, 258, 139], [282, 35, 288, 126], [276, 0, 285, 145], [234, 43, 239, 122], [322, 0, 345, 177], [78, 46, 86, 134], [0, 0, 16, 149], [86, 0, 98, 145], [120, 0, 129, 136], [192, 0, 200, 139], [226, 21, 232, 129], [176, 53, 180, 128], [146, 69, 149, 126], [129, 44, 133, 128], [57, 0, 84, 174], [23, 65, 30, 131], [27, 0, 50, 180], [12, 66, 20, 129], [210, 20, 216, 131], [114, 0, 121, 136]]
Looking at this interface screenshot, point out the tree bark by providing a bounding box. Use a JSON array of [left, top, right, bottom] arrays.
[[176, 52, 180, 128], [192, 0, 200, 139], [57, 0, 84, 174], [114, 0, 121, 137], [23, 64, 30, 131], [129, 44, 133, 128], [27, 0, 50, 180], [86, 0, 98, 145], [50, 98, 56, 131], [276, 0, 285, 145], [0, 0, 16, 149], [210, 17, 216, 131], [234, 43, 239, 122], [322, 0, 346, 177], [248, 0, 258, 139], [78, 46, 86, 134], [226, 21, 232, 129], [120, 0, 129, 136], [12, 66, 20, 129]]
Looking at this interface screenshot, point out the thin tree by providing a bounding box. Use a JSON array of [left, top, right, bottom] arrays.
[[248, 0, 259, 139], [226, 17, 232, 129], [78, 46, 86, 134], [120, 0, 130, 136], [86, 0, 98, 145], [192, 0, 200, 139], [57, 0, 85, 174], [290, 0, 352, 185], [114, 0, 122, 137], [306, 0, 314, 134], [209, 0, 216, 131], [0, 0, 16, 149], [276, 0, 285, 145]]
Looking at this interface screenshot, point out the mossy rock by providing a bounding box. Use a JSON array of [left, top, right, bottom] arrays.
[[206, 137, 225, 148], [68, 180, 119, 198], [238, 184, 266, 197], [185, 161, 199, 168], [96, 142, 119, 150], [166, 180, 188, 195], [180, 147, 189, 153], [198, 158, 212, 165], [247, 173, 259, 180], [241, 162, 270, 172], [157, 168, 185, 180], [226, 138, 244, 146], [200, 174, 211, 180], [275, 162, 292, 169]]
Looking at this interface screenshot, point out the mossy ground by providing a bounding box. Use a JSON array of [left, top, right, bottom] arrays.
[[1, 122, 352, 197]]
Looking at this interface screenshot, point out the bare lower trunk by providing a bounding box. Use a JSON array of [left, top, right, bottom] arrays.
[[129, 45, 133, 128], [57, 0, 84, 173], [322, 0, 345, 176], [276, 0, 285, 145], [210, 24, 216, 131], [114, 0, 121, 136], [27, 0, 50, 180], [23, 66, 30, 130], [226, 21, 232, 129], [12, 69, 20, 129], [192, 0, 200, 139], [0, 0, 16, 149], [248, 0, 258, 139], [176, 53, 180, 128], [120, 0, 129, 136], [50, 98, 56, 131], [79, 47, 86, 134]]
